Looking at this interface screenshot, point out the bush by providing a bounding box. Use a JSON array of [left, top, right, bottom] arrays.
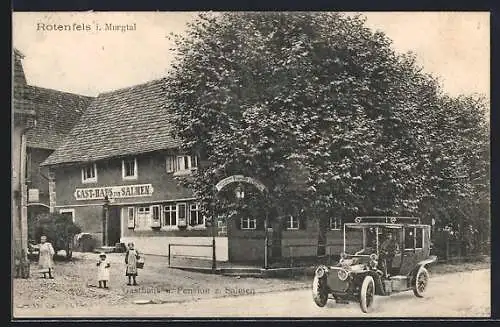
[[28, 213, 82, 259]]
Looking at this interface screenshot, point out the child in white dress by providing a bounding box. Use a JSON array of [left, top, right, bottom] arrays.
[[97, 252, 111, 288]]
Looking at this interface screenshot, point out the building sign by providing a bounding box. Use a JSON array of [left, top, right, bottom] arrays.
[[215, 175, 267, 193], [74, 184, 154, 201], [28, 188, 39, 202]]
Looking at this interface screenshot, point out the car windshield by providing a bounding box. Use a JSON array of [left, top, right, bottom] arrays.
[[343, 225, 402, 256]]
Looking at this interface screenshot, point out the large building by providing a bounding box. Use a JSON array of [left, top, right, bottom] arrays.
[[42, 78, 348, 264], [25, 86, 93, 222]]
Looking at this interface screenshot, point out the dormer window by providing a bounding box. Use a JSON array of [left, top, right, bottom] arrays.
[[122, 158, 138, 180], [81, 163, 97, 183], [166, 155, 198, 176]]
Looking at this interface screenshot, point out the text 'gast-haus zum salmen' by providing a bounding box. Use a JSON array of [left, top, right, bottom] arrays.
[[41, 78, 346, 263]]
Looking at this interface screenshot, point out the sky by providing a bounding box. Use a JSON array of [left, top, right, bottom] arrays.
[[12, 12, 490, 101]]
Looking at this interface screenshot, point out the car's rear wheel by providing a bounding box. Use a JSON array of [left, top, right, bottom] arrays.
[[312, 275, 329, 307], [413, 267, 429, 297], [359, 275, 375, 313]]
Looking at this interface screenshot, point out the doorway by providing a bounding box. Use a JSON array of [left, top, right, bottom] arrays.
[[270, 219, 282, 259], [107, 206, 121, 246]]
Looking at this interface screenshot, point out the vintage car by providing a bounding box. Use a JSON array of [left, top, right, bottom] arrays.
[[312, 216, 437, 313]]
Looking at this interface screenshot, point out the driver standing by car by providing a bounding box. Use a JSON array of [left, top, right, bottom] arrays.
[[379, 232, 398, 277]]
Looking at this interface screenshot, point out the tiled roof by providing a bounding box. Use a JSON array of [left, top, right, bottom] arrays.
[[25, 86, 94, 150], [13, 48, 36, 115], [42, 78, 180, 166]]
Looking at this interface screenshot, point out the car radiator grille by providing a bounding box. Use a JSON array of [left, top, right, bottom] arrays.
[[328, 271, 350, 292]]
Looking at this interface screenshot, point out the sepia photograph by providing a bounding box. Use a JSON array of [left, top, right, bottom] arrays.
[[12, 11, 490, 318]]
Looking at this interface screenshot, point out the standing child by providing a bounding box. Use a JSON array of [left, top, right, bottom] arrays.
[[38, 235, 55, 279], [125, 242, 140, 286], [96, 252, 111, 288]]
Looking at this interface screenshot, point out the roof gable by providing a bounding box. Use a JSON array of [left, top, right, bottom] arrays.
[[42, 78, 179, 166], [25, 86, 94, 150], [13, 48, 27, 87]]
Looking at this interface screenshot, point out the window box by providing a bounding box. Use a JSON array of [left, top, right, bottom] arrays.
[[186, 225, 207, 231], [173, 168, 198, 177], [161, 225, 179, 231]]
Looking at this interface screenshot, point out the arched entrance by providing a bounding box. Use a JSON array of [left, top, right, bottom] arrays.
[[213, 175, 270, 268]]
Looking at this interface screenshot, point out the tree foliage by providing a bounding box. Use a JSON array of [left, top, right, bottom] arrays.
[[29, 213, 82, 251], [165, 12, 489, 249]]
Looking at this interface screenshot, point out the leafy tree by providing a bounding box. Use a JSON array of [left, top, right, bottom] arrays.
[[165, 12, 489, 255], [28, 213, 82, 259]]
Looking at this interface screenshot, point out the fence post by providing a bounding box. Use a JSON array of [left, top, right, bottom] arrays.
[[290, 246, 293, 268], [328, 246, 331, 266], [445, 237, 449, 262], [168, 244, 171, 267]]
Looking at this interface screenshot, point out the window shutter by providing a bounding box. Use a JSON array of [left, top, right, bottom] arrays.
[[299, 215, 307, 230], [127, 207, 135, 229], [256, 217, 265, 230], [166, 156, 175, 172]]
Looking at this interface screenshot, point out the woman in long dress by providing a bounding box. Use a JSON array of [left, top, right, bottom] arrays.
[[38, 235, 55, 279], [125, 242, 140, 286]]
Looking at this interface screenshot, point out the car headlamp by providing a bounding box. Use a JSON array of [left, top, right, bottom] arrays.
[[315, 267, 325, 278], [337, 269, 348, 281], [369, 253, 378, 269]]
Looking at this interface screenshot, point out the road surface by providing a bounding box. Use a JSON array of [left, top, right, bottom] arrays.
[[14, 268, 490, 318]]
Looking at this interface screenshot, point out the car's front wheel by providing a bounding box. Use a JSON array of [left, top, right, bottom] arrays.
[[359, 275, 375, 313], [312, 275, 329, 307], [413, 267, 429, 297]]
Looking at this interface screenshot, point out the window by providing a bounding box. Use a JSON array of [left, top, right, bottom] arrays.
[[166, 155, 199, 174], [81, 163, 97, 183], [177, 203, 187, 226], [127, 207, 135, 228], [286, 215, 299, 230], [415, 228, 423, 249], [166, 156, 177, 173], [122, 158, 137, 180], [135, 207, 151, 230], [241, 217, 257, 230], [59, 208, 75, 222], [404, 227, 415, 249], [151, 205, 161, 227], [163, 205, 177, 227], [329, 217, 341, 230], [189, 204, 203, 226]]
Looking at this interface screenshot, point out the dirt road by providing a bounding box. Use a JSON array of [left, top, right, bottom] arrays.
[[14, 268, 490, 318]]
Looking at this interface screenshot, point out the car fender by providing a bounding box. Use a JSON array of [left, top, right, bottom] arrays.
[[409, 255, 437, 282], [352, 270, 385, 295], [417, 255, 437, 269]]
